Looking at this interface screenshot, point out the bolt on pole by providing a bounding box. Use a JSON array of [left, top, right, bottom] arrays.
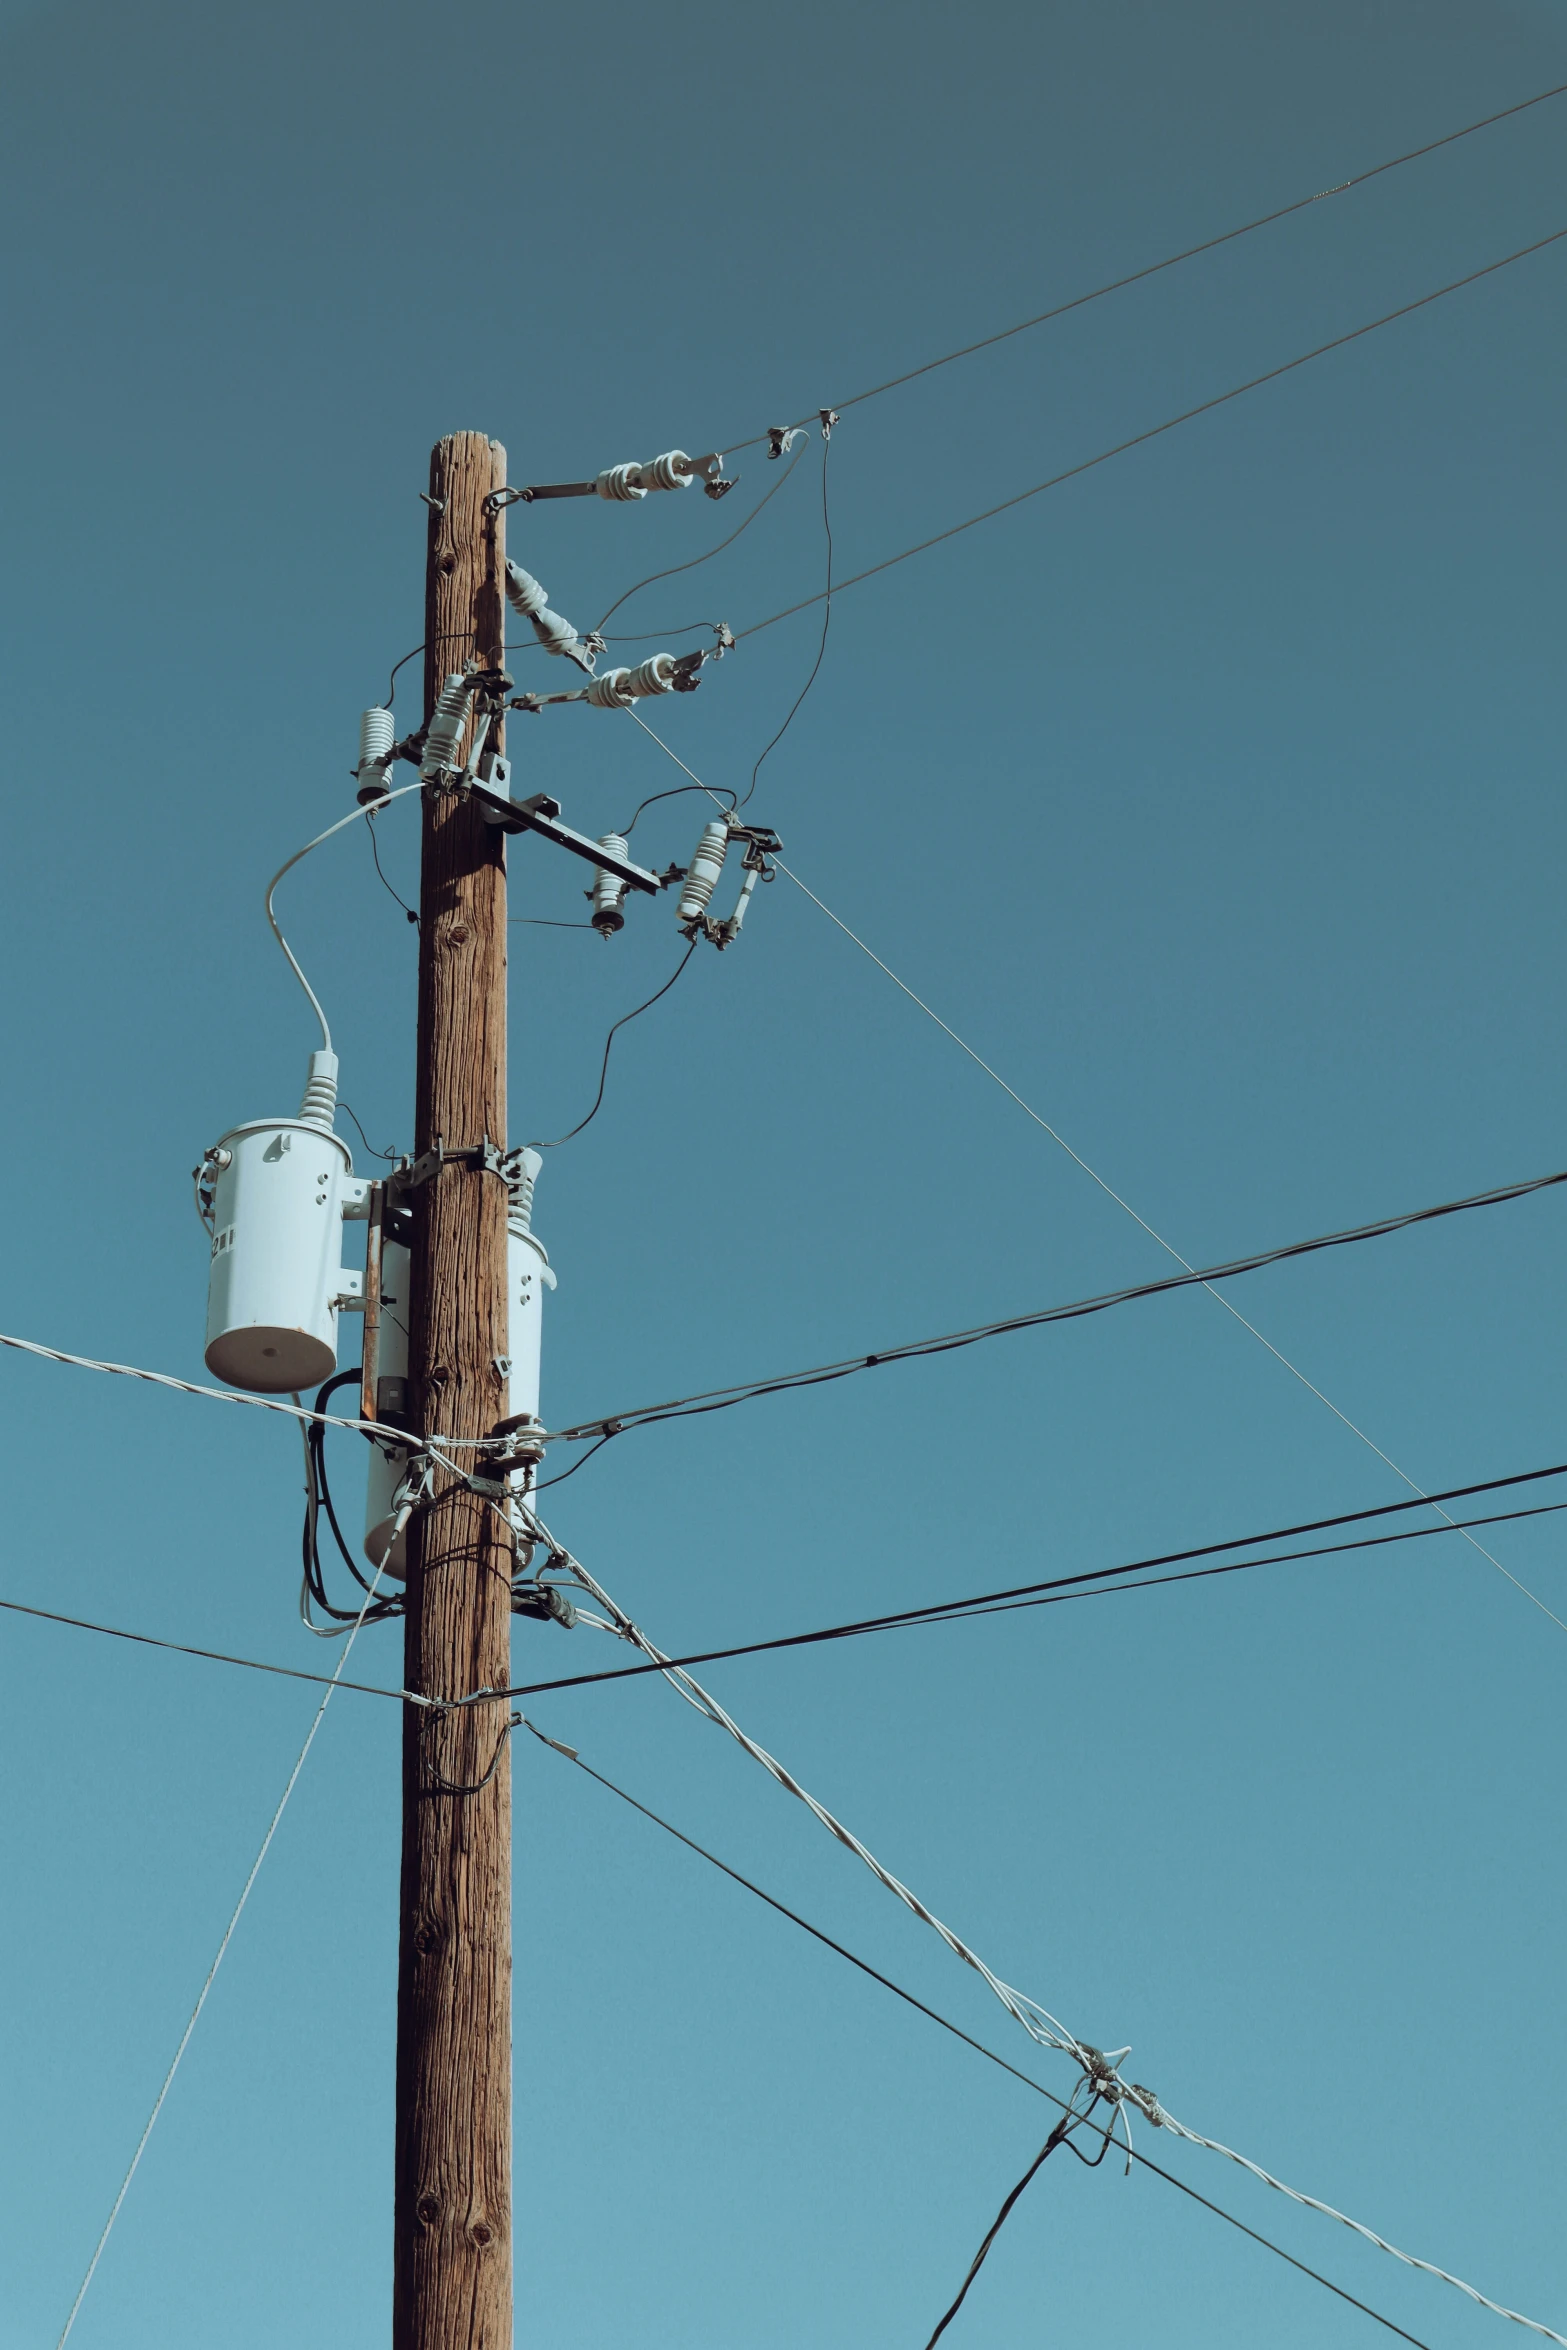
[[394, 432, 514, 2350]]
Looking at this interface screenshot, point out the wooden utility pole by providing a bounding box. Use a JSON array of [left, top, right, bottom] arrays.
[[395, 432, 513, 2350]]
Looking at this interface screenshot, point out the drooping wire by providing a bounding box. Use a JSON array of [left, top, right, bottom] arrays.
[[715, 79, 1567, 457], [299, 1371, 403, 1631], [367, 811, 419, 929], [924, 2103, 1094, 2348], [733, 225, 1567, 644], [337, 1101, 400, 1164], [526, 1722, 1435, 2349], [509, 915, 598, 930], [265, 780, 423, 1053], [737, 430, 834, 808], [617, 781, 737, 839], [528, 940, 698, 1150], [593, 440, 808, 632]]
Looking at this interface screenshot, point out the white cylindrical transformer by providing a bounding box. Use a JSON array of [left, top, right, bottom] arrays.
[[204, 1113, 354, 1393], [364, 1236, 414, 1576], [363, 1214, 557, 1577]]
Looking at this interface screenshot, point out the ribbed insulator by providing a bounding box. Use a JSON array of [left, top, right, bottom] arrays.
[[420, 674, 471, 778], [504, 560, 548, 617], [508, 1145, 542, 1235], [359, 707, 394, 765], [592, 836, 629, 934], [637, 450, 694, 493], [677, 820, 729, 922], [531, 606, 581, 658], [298, 1048, 340, 1131], [622, 653, 677, 697], [585, 668, 635, 709], [595, 462, 648, 503]]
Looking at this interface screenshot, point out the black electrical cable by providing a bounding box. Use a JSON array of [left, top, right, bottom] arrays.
[[923, 2111, 1086, 2347], [736, 432, 833, 809], [531, 1432, 619, 1492], [715, 80, 1567, 458], [303, 1370, 403, 1622], [499, 1467, 1567, 1701], [338, 1102, 400, 1164], [366, 814, 419, 929], [547, 1166, 1567, 1447], [528, 940, 698, 1150], [617, 781, 738, 839], [732, 225, 1567, 645], [528, 1728, 1435, 2348]]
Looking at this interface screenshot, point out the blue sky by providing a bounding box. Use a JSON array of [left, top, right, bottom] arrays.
[[1, 1, 1565, 2344]]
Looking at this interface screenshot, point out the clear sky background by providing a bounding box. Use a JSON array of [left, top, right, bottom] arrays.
[[1, 1, 1564, 2345]]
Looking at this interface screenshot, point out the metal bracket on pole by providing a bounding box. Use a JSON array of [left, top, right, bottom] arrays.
[[392, 1135, 522, 1197], [470, 768, 665, 894]]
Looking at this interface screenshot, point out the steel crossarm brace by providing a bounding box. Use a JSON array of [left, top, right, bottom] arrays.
[[470, 785, 663, 893]]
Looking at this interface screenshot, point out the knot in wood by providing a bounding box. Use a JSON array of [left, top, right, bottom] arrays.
[[416, 2191, 441, 2227], [469, 2220, 495, 2250], [414, 1919, 442, 1955]]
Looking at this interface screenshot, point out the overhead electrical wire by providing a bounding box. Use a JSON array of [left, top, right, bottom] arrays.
[[515, 1521, 1567, 2347], [545, 1166, 1567, 1444], [593, 439, 808, 633], [716, 79, 1567, 457], [265, 780, 423, 1052], [4, 1464, 1563, 1712], [774, 862, 1567, 1638], [729, 225, 1567, 644], [526, 1720, 1436, 2349], [498, 1472, 1567, 1701]]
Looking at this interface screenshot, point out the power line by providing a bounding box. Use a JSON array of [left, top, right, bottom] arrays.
[[733, 225, 1567, 642], [4, 1469, 1561, 1711], [526, 939, 698, 1151], [503, 1484, 1567, 1702], [593, 440, 807, 632], [717, 80, 1567, 457], [524, 1719, 1436, 2348], [545, 1166, 1567, 1444], [776, 864, 1567, 1638]]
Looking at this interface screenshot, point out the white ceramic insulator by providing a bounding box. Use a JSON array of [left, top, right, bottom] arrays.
[[363, 1236, 413, 1576], [504, 560, 548, 617], [508, 1145, 543, 1235], [593, 836, 629, 929], [678, 820, 729, 921], [595, 462, 648, 502], [359, 707, 395, 766], [622, 653, 677, 697], [420, 673, 471, 778], [637, 450, 694, 493], [585, 668, 635, 709], [204, 1113, 354, 1394], [298, 1049, 339, 1131], [532, 605, 581, 658]]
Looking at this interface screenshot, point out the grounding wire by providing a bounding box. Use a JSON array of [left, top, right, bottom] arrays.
[[265, 780, 423, 1053], [518, 1526, 1567, 2347], [528, 1720, 1435, 2349], [4, 1483, 1563, 1714], [52, 1493, 420, 2348], [593, 440, 808, 632], [717, 80, 1567, 458], [777, 859, 1567, 1638], [731, 225, 1567, 644], [366, 811, 419, 929], [546, 1165, 1567, 1442], [736, 431, 834, 808], [527, 940, 698, 1151]]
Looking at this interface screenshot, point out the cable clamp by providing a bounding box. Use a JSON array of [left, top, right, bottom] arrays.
[[818, 407, 839, 440], [392, 1136, 527, 1197], [512, 1579, 578, 1627], [767, 425, 807, 457]]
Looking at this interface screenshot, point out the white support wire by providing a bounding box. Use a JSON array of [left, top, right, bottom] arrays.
[[53, 1474, 428, 2348], [264, 779, 424, 1053], [0, 1325, 492, 1455], [516, 1502, 1567, 2350]]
